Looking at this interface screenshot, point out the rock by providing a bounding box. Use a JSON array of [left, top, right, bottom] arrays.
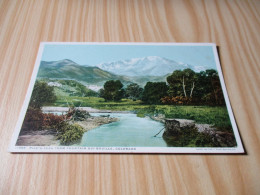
[[162, 118, 236, 147], [163, 119, 195, 137], [195, 124, 216, 133]]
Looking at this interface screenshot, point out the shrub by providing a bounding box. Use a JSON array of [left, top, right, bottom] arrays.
[[21, 107, 85, 145], [195, 133, 215, 147], [163, 126, 199, 147], [66, 107, 90, 121], [29, 81, 56, 108], [21, 108, 45, 131], [161, 96, 192, 105], [163, 125, 217, 147], [142, 82, 168, 104], [57, 123, 84, 145], [42, 113, 65, 129], [100, 80, 125, 101]]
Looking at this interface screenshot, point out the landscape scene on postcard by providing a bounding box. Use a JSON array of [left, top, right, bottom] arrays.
[[16, 45, 237, 148]]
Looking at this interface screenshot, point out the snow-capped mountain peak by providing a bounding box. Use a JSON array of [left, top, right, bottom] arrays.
[[96, 56, 208, 77]]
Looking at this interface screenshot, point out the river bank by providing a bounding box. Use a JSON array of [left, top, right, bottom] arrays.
[[42, 106, 132, 113], [150, 115, 236, 147], [150, 115, 217, 133], [73, 115, 119, 132], [16, 107, 120, 146], [16, 130, 60, 146], [79, 113, 167, 147]]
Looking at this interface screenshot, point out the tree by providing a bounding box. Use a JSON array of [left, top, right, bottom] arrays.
[[167, 68, 197, 98], [200, 69, 225, 105], [29, 81, 57, 108], [100, 80, 125, 101], [21, 81, 56, 131], [142, 82, 168, 104], [165, 69, 226, 105], [125, 83, 143, 101]]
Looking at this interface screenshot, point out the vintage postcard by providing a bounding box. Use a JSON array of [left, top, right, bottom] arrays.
[[9, 42, 244, 153]]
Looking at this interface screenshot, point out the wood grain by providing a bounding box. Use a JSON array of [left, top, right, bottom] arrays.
[[0, 0, 259, 194]]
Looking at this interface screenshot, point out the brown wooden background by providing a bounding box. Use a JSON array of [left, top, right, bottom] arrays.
[[0, 0, 259, 194]]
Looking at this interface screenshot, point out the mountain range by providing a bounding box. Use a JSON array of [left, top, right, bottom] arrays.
[[97, 56, 209, 77], [37, 57, 211, 88], [38, 59, 130, 86]]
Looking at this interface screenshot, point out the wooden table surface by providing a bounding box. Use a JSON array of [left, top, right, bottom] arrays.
[[0, 0, 259, 194]]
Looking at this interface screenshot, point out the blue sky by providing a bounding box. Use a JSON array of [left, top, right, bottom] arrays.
[[41, 44, 217, 68]]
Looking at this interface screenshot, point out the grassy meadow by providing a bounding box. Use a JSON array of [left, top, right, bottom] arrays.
[[49, 96, 232, 131]]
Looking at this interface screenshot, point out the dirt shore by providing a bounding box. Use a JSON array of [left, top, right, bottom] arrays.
[[16, 112, 119, 146], [16, 130, 60, 146], [73, 116, 119, 132], [42, 106, 131, 113]]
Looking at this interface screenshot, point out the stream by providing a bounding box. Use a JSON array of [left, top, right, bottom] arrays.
[[80, 113, 167, 147]]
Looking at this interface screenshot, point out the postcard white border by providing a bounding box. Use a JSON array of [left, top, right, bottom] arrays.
[[9, 42, 244, 153]]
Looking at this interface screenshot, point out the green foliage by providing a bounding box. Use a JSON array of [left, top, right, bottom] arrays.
[[163, 126, 198, 147], [136, 105, 156, 117], [38, 61, 129, 84], [166, 69, 225, 106], [29, 81, 56, 108], [52, 96, 232, 130], [57, 123, 84, 145], [101, 80, 125, 101], [142, 82, 168, 104], [196, 69, 225, 105], [167, 68, 197, 97], [57, 80, 98, 97], [21, 105, 84, 145], [195, 133, 215, 147], [163, 126, 216, 147], [37, 79, 98, 97], [39, 66, 226, 106], [161, 106, 232, 130], [125, 83, 143, 101]]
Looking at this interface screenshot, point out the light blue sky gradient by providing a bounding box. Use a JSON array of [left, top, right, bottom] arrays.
[[41, 44, 217, 68]]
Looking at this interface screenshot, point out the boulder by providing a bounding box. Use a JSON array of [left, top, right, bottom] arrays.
[[163, 119, 195, 137], [162, 118, 236, 147]]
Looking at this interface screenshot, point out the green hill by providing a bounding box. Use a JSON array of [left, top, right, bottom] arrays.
[[38, 59, 131, 86], [38, 59, 168, 87], [38, 79, 98, 97]]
